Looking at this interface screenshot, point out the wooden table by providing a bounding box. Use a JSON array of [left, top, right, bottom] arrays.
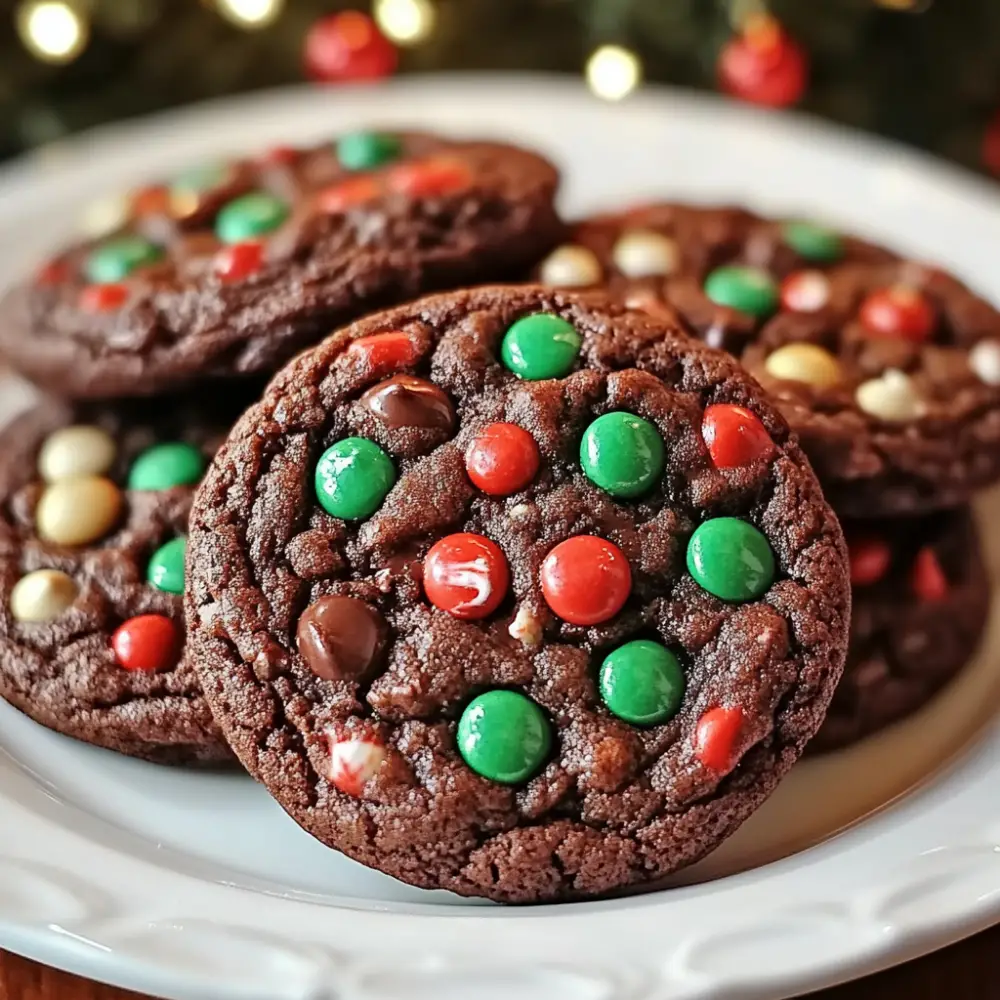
[[2, 928, 996, 999]]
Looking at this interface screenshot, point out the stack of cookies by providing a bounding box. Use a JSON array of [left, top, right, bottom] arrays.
[[0, 127, 993, 903]]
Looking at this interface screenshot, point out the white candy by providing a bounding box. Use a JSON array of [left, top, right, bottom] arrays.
[[10, 569, 78, 623], [611, 229, 680, 278], [38, 425, 117, 483], [780, 271, 830, 313], [80, 194, 129, 239], [327, 736, 386, 797], [36, 475, 124, 546], [538, 244, 603, 287], [508, 604, 543, 648], [970, 340, 1000, 386], [855, 369, 925, 422]]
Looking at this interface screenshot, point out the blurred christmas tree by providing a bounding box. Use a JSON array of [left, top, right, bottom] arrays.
[[2, 0, 1000, 176]]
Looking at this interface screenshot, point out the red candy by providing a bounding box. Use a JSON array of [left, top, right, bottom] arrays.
[[327, 733, 387, 797], [859, 286, 935, 342], [780, 270, 830, 313], [465, 423, 540, 496], [540, 536, 631, 626], [386, 159, 472, 198], [80, 284, 129, 312], [424, 533, 510, 620], [848, 536, 892, 587], [131, 185, 170, 217], [36, 259, 70, 286], [694, 706, 744, 772], [111, 614, 181, 672], [348, 331, 418, 376], [701, 404, 774, 470], [214, 241, 263, 282], [911, 547, 948, 602], [317, 176, 381, 213]]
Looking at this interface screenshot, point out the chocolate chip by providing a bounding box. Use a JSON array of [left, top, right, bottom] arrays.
[[360, 375, 455, 432], [296, 596, 388, 681]]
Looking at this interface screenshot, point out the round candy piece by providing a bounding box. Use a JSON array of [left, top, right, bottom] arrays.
[[215, 192, 289, 244], [580, 412, 665, 498], [347, 331, 418, 375], [457, 689, 552, 784], [855, 369, 924, 422], [36, 476, 123, 546], [764, 343, 843, 388], [501, 313, 582, 381], [385, 158, 471, 197], [612, 229, 680, 278], [314, 437, 396, 521], [848, 536, 891, 587], [538, 244, 603, 287], [360, 375, 455, 432], [327, 735, 387, 797], [296, 596, 388, 681], [780, 270, 831, 313], [686, 517, 775, 602], [704, 266, 779, 319], [911, 547, 948, 602], [111, 614, 181, 672], [128, 442, 206, 491], [79, 283, 129, 312], [970, 340, 1000, 386], [84, 235, 163, 284], [859, 286, 935, 342], [38, 425, 116, 483], [423, 533, 510, 620], [337, 131, 401, 171], [781, 220, 843, 262], [214, 241, 264, 282], [701, 404, 774, 469], [599, 640, 685, 725], [465, 423, 540, 496], [10, 569, 78, 623], [147, 536, 187, 594], [540, 535, 631, 626], [694, 706, 744, 772]]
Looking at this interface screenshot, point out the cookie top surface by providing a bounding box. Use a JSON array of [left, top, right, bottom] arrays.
[[0, 391, 252, 764], [186, 285, 850, 903], [0, 131, 562, 399], [811, 508, 988, 753], [536, 203, 1000, 515]]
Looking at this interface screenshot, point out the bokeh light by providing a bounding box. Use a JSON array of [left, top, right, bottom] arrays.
[[374, 0, 435, 45], [586, 45, 642, 101], [16, 1, 88, 64], [216, 0, 284, 30]]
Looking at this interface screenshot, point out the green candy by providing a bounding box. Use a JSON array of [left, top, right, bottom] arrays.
[[215, 192, 289, 244], [147, 536, 186, 594], [84, 236, 163, 284], [171, 162, 228, 195], [128, 442, 206, 491], [599, 640, 685, 725], [337, 131, 402, 171], [703, 266, 779, 319], [686, 517, 775, 602], [457, 690, 552, 784], [782, 220, 843, 263], [580, 411, 665, 498], [315, 437, 396, 521], [500, 313, 581, 381]]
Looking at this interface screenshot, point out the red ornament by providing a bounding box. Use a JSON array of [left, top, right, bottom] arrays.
[[348, 331, 418, 376], [111, 614, 181, 672], [80, 284, 129, 312], [36, 259, 71, 286], [982, 110, 1000, 176], [540, 536, 631, 626], [326, 733, 387, 797], [214, 241, 263, 283], [780, 270, 830, 313], [694, 706, 744, 773], [848, 536, 892, 587], [465, 423, 541, 496], [424, 533, 510, 620], [911, 547, 948, 602], [304, 11, 398, 84], [317, 176, 381, 213], [859, 286, 935, 342], [385, 159, 472, 198], [718, 15, 808, 108], [701, 404, 774, 470]]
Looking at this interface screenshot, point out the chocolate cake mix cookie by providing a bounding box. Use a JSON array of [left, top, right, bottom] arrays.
[[186, 285, 850, 903], [0, 131, 563, 399], [0, 391, 253, 764], [537, 203, 1000, 515], [811, 508, 989, 753]]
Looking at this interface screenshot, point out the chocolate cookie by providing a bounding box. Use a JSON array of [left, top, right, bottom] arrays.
[[811, 508, 989, 753], [186, 285, 850, 903], [0, 391, 253, 764], [537, 203, 1000, 515], [0, 132, 562, 399]]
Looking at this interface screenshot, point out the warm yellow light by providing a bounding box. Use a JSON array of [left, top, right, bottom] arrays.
[[586, 45, 642, 102], [216, 0, 283, 29], [16, 1, 87, 64], [374, 0, 435, 45]]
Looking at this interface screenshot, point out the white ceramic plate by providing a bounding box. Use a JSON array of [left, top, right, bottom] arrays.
[[2, 75, 1000, 1000]]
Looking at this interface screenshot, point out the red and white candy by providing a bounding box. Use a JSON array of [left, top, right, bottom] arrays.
[[326, 734, 387, 797], [780, 270, 830, 313]]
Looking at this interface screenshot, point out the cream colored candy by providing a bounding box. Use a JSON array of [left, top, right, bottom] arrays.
[[10, 569, 78, 622], [538, 244, 603, 287], [80, 193, 130, 239], [612, 229, 680, 278], [855, 369, 925, 422], [970, 340, 1000, 386], [38, 425, 117, 483], [36, 476, 124, 546], [764, 343, 843, 388]]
